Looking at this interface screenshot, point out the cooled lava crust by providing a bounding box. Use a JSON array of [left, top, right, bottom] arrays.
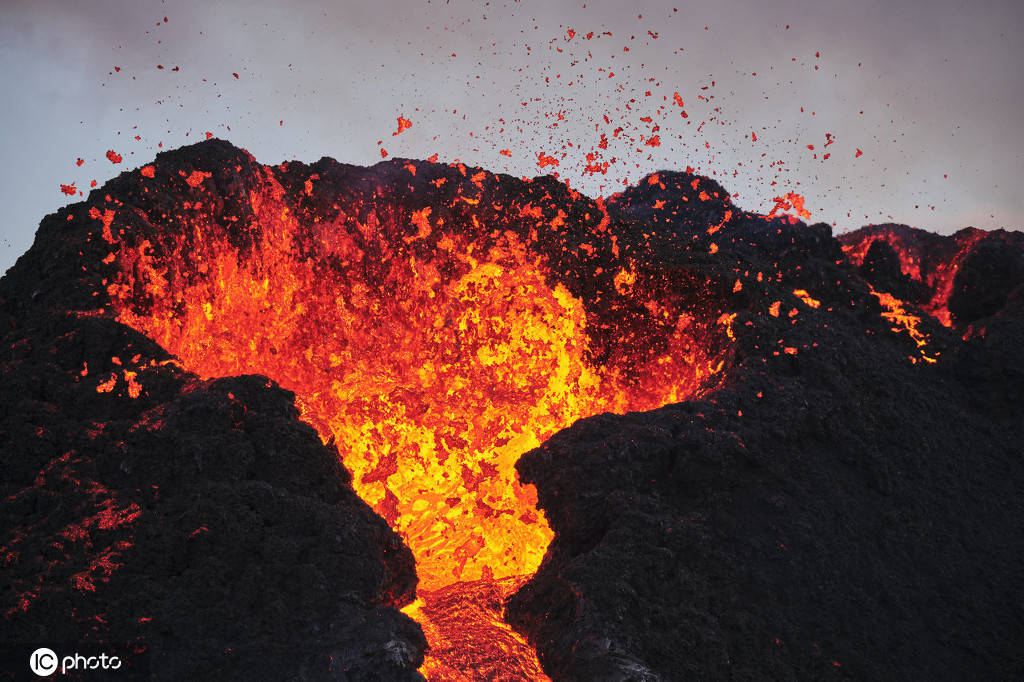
[[2, 139, 1022, 680]]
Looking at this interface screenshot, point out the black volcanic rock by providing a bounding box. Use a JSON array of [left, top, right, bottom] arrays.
[[0, 309, 425, 680], [605, 171, 733, 240], [506, 212, 1024, 680], [947, 237, 1024, 327], [857, 239, 930, 303], [3, 139, 1023, 681], [509, 279, 1024, 681]]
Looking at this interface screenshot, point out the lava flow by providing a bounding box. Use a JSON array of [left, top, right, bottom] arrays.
[[839, 224, 987, 327], [103, 158, 728, 678]]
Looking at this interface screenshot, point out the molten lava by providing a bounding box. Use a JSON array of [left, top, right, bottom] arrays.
[[104, 163, 726, 677], [840, 225, 987, 327], [869, 286, 938, 364]]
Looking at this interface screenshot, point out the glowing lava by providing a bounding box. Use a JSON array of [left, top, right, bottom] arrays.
[[840, 226, 986, 327], [105, 163, 726, 678], [869, 286, 938, 364]]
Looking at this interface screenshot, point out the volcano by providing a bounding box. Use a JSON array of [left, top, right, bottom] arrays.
[[2, 139, 1022, 680]]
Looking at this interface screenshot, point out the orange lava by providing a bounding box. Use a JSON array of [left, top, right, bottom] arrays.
[[403, 577, 547, 681], [869, 286, 938, 364], [841, 227, 986, 327], [105, 166, 725, 678]]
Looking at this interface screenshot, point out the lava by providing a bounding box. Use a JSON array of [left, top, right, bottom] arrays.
[[839, 224, 987, 327], [869, 286, 938, 364], [104, 161, 728, 678]]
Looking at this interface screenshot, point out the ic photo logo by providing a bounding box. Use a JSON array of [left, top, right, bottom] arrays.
[[29, 647, 123, 677], [28, 648, 57, 676]]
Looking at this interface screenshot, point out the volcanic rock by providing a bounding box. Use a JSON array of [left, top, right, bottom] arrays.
[[508, 217, 1024, 681]]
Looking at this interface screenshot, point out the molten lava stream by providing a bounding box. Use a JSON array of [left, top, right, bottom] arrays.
[[402, 577, 546, 680], [108, 201, 722, 679]]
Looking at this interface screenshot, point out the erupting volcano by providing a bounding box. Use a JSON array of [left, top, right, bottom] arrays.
[[102, 144, 728, 677], [2, 140, 1022, 680]]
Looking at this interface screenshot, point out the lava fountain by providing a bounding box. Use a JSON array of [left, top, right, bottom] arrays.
[[102, 152, 730, 678]]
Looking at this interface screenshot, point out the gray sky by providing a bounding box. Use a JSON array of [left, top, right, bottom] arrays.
[[2, 0, 1022, 275]]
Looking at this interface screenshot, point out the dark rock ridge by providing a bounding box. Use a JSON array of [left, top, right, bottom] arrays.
[[510, 266, 1024, 679], [2, 139, 1023, 680], [0, 320, 424, 679]]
